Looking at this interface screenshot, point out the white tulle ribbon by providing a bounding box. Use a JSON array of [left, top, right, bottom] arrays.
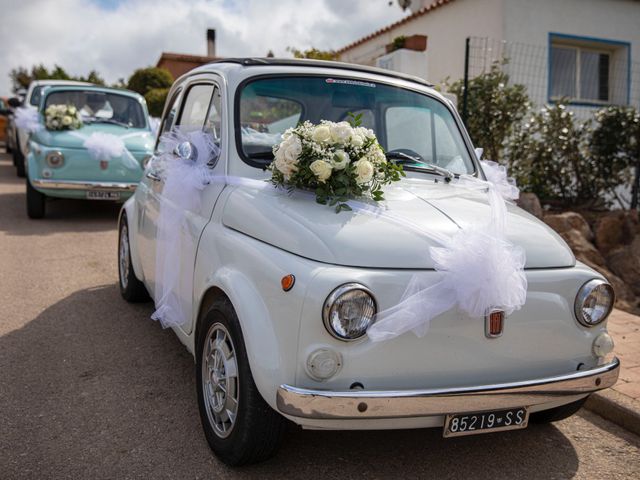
[[366, 158, 527, 342], [151, 128, 221, 328], [14, 108, 42, 133], [66, 131, 143, 170]]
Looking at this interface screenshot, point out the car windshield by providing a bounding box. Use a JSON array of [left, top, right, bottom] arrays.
[[238, 76, 474, 174], [44, 90, 147, 128]]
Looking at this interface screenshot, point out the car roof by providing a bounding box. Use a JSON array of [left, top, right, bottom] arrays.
[[30, 79, 92, 88], [40, 84, 145, 101], [196, 58, 434, 88]]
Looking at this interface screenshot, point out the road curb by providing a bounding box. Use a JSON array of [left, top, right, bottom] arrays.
[[585, 390, 640, 436]]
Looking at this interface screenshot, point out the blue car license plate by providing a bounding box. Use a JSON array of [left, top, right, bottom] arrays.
[[443, 407, 529, 437]]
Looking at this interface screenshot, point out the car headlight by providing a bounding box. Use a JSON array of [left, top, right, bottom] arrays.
[[323, 283, 377, 341], [45, 151, 64, 168], [574, 279, 615, 327]]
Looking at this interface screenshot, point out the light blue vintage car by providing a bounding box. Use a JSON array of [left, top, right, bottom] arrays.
[[25, 85, 154, 218]]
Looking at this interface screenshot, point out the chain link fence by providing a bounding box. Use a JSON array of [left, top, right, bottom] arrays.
[[464, 36, 640, 121]]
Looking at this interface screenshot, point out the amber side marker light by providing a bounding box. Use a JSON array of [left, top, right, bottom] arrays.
[[281, 274, 296, 292], [485, 309, 505, 338]]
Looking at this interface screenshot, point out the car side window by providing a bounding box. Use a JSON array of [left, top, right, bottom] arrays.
[[204, 86, 222, 143], [155, 88, 182, 151], [178, 84, 214, 128]]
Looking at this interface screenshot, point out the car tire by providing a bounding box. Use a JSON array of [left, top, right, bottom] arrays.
[[118, 213, 150, 302], [196, 297, 286, 466], [14, 138, 25, 177], [530, 396, 589, 424], [26, 178, 45, 219]]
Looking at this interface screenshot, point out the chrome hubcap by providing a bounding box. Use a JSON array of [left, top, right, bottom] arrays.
[[119, 223, 130, 289], [202, 323, 239, 438]]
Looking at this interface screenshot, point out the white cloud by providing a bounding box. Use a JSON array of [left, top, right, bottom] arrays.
[[0, 0, 405, 94]]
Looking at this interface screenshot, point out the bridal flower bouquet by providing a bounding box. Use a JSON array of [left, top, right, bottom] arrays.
[[45, 104, 83, 131], [270, 116, 404, 212]]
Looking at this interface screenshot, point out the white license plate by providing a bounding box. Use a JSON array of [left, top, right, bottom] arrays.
[[86, 191, 120, 200], [443, 407, 529, 437]]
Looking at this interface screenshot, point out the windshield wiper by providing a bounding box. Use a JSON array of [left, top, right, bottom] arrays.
[[83, 117, 130, 128], [385, 151, 456, 182]]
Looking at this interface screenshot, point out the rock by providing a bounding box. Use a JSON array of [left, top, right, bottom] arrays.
[[558, 229, 606, 267], [517, 193, 543, 218], [544, 212, 593, 241], [594, 210, 639, 255], [607, 245, 640, 296]]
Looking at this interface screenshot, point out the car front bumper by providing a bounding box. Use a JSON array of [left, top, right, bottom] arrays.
[[276, 357, 620, 419], [31, 178, 138, 193]]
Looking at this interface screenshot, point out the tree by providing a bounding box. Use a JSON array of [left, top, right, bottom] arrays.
[[287, 47, 338, 61], [127, 67, 173, 96], [144, 87, 170, 117], [445, 64, 529, 162], [8, 64, 105, 92]]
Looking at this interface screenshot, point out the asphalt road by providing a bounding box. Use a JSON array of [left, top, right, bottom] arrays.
[[0, 148, 639, 480]]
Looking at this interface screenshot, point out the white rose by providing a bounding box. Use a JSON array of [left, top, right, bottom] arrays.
[[312, 125, 331, 143], [62, 115, 72, 126], [279, 135, 302, 162], [274, 152, 298, 180], [330, 121, 353, 144], [350, 133, 365, 147], [332, 150, 350, 170], [68, 106, 77, 115], [354, 159, 374, 184], [309, 159, 333, 183], [51, 119, 60, 128]]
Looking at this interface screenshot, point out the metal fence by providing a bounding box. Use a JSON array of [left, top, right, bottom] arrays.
[[463, 36, 640, 121]]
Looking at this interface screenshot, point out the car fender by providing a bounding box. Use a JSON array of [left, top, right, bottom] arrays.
[[197, 267, 286, 407], [119, 196, 145, 282]]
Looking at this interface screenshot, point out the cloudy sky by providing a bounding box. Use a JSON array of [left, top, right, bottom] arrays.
[[0, 0, 407, 95]]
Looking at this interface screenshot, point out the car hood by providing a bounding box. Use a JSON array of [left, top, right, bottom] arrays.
[[32, 125, 154, 152], [221, 179, 575, 269]]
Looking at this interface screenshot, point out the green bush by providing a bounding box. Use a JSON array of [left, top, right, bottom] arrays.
[[144, 88, 170, 118], [508, 102, 638, 209], [446, 64, 529, 162], [590, 106, 640, 208], [127, 67, 173, 96]]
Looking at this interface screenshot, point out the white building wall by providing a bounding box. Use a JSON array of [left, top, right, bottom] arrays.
[[339, 0, 505, 85]]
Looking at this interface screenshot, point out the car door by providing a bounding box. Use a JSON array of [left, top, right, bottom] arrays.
[[142, 76, 227, 334], [137, 87, 183, 293]]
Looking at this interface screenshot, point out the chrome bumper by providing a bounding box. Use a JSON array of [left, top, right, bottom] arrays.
[[277, 358, 620, 419], [32, 179, 138, 192]]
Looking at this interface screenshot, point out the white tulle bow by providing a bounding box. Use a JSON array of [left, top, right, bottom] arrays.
[[14, 108, 42, 133], [151, 128, 221, 329], [367, 159, 527, 342], [83, 132, 125, 160]]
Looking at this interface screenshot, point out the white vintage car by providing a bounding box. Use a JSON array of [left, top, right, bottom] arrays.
[[118, 59, 619, 466]]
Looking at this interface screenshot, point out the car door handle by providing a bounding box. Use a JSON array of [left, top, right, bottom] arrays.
[[146, 170, 161, 182]]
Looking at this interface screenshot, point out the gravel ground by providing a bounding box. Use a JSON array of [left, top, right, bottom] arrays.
[[0, 150, 639, 479]]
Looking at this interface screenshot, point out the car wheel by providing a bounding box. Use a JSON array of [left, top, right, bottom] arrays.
[[26, 178, 45, 219], [196, 297, 286, 466], [118, 214, 150, 302], [14, 143, 25, 177], [530, 396, 589, 424]]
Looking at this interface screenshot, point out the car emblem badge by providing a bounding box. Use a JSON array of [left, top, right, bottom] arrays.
[[485, 308, 505, 338], [100, 160, 109, 170]]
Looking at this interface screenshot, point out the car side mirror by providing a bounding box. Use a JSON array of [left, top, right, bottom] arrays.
[[174, 141, 197, 161], [8, 97, 22, 108]]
